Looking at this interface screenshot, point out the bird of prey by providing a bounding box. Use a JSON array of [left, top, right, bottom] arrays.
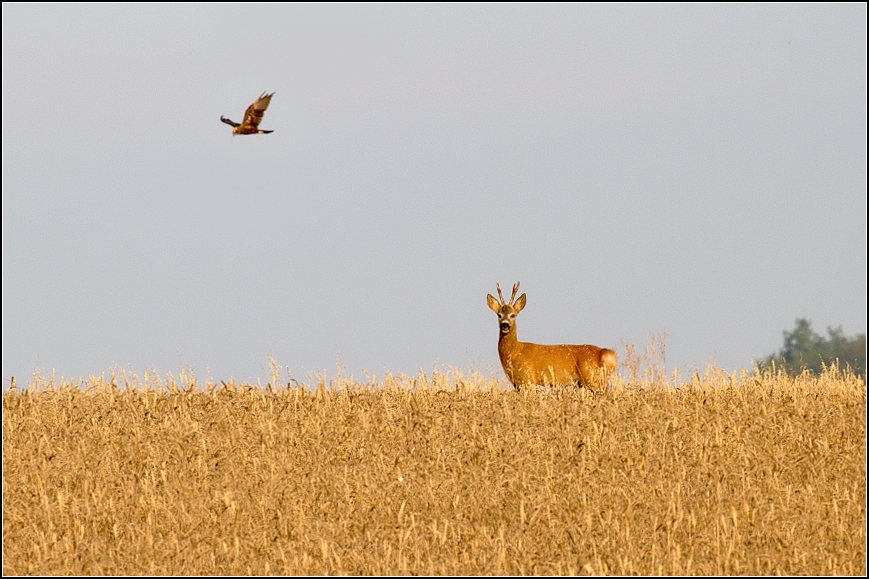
[[220, 92, 275, 134]]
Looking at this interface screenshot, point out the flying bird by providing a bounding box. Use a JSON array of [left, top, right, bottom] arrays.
[[221, 92, 275, 134]]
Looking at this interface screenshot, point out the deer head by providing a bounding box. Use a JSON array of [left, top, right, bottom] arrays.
[[487, 282, 527, 335]]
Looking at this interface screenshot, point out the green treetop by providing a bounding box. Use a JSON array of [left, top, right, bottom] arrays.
[[761, 318, 866, 377]]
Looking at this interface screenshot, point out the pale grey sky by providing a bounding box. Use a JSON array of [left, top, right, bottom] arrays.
[[3, 4, 866, 384]]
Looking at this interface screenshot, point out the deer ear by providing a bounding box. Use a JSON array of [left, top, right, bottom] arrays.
[[487, 294, 501, 313], [514, 293, 527, 313]]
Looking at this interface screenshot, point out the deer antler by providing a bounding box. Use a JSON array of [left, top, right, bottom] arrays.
[[496, 284, 506, 305], [509, 282, 520, 306]]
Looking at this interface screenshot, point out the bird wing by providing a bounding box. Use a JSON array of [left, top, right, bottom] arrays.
[[240, 92, 274, 130], [220, 116, 240, 128]]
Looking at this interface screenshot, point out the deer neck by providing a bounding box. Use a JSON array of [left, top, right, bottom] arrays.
[[498, 323, 521, 355]]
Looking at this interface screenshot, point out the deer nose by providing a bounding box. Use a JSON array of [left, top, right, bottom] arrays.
[[499, 322, 511, 332]]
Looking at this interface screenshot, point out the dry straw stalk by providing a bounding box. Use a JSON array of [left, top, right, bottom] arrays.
[[3, 366, 866, 574]]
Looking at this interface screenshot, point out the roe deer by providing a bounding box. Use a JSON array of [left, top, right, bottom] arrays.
[[487, 282, 618, 392]]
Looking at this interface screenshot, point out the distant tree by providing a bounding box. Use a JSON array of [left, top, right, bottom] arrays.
[[760, 318, 866, 377]]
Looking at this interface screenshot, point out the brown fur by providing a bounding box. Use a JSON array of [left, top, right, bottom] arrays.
[[487, 282, 617, 392]]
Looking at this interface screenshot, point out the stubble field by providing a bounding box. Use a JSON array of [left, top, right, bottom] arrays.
[[2, 366, 866, 575]]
